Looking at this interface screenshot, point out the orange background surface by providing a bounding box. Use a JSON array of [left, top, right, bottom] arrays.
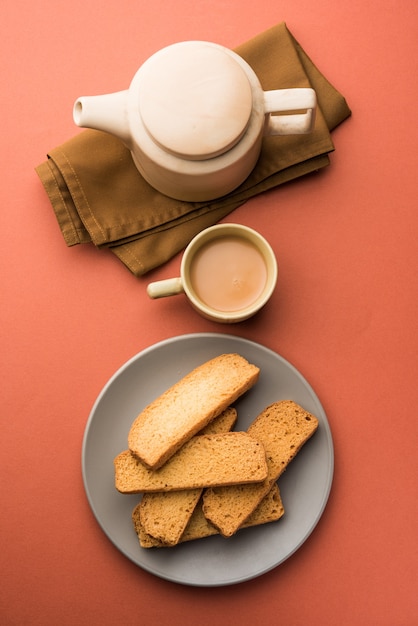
[[1, 1, 417, 625]]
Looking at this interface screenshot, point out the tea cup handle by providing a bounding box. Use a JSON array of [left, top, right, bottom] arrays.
[[147, 278, 184, 299], [264, 88, 317, 135]]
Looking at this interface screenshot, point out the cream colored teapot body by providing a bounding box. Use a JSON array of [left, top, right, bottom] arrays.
[[74, 41, 316, 201]]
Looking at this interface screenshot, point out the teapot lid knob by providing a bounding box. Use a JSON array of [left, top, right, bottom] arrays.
[[138, 41, 253, 160]]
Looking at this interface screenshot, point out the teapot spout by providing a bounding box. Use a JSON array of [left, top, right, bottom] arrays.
[[73, 90, 130, 146]]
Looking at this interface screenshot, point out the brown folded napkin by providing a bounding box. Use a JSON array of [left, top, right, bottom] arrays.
[[36, 22, 351, 276]]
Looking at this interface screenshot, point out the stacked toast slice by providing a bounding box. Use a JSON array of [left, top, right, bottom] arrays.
[[113, 354, 318, 548]]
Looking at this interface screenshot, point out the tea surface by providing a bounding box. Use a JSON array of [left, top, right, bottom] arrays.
[[190, 236, 267, 312]]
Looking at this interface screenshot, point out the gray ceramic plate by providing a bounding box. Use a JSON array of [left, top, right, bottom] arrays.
[[82, 333, 334, 586]]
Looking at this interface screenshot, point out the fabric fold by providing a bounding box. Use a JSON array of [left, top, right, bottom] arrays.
[[36, 22, 351, 276]]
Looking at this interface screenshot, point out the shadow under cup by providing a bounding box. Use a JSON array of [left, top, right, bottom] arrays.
[[182, 224, 278, 323]]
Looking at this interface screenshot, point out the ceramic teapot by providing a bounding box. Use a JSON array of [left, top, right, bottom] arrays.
[[73, 41, 317, 201]]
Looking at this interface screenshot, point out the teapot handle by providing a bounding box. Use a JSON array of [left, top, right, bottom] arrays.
[[264, 88, 317, 135]]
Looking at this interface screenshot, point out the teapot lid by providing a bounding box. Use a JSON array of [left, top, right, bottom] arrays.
[[138, 42, 253, 160]]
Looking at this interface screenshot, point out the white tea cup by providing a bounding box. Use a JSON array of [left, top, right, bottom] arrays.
[[147, 224, 278, 323]]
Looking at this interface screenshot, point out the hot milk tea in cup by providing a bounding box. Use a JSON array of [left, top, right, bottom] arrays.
[[147, 224, 278, 322]]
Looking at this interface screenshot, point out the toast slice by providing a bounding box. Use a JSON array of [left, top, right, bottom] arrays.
[[133, 483, 284, 548], [138, 407, 237, 546], [115, 431, 267, 493], [128, 354, 260, 469], [202, 401, 318, 537]]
